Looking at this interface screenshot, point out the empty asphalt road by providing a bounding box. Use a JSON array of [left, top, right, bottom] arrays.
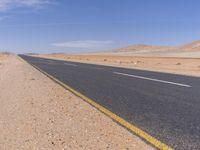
[[20, 55, 200, 150]]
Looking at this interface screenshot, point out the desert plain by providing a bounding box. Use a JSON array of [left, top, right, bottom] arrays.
[[1, 40, 200, 149]]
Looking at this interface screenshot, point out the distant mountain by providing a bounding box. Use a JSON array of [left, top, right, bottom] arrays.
[[113, 44, 175, 53], [180, 40, 200, 51], [112, 41, 200, 53]]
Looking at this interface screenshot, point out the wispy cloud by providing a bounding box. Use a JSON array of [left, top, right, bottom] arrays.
[[52, 40, 114, 48], [0, 0, 52, 11]]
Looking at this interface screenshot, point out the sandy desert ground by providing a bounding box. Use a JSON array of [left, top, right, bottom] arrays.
[[0, 54, 153, 149], [38, 54, 200, 77]]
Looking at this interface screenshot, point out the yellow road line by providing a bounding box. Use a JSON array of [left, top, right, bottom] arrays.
[[19, 56, 173, 150]]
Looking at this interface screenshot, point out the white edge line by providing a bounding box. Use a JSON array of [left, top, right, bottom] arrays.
[[82, 66, 105, 70], [64, 62, 78, 67], [113, 72, 192, 88]]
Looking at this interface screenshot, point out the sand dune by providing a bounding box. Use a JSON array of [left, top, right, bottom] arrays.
[[180, 40, 200, 51], [113, 44, 175, 53], [113, 40, 200, 53]]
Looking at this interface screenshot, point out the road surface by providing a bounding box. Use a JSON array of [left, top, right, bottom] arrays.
[[20, 55, 200, 150]]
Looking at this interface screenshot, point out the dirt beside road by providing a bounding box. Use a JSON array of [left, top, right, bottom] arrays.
[[38, 54, 200, 77], [0, 53, 9, 60], [0, 55, 153, 149]]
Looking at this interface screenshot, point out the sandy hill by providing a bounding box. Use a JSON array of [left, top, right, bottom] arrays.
[[112, 40, 200, 54], [113, 44, 175, 53], [180, 40, 200, 51]]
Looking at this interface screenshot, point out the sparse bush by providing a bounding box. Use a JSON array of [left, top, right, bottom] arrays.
[[176, 63, 181, 65], [103, 59, 107, 61]]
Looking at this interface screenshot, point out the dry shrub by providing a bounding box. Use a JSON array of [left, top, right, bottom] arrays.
[[103, 58, 107, 61], [176, 63, 181, 65]]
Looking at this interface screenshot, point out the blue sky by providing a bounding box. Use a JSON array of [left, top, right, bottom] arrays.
[[0, 0, 200, 54]]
